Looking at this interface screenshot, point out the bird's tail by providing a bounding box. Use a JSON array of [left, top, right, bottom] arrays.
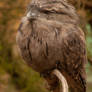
[[52, 69, 69, 92]]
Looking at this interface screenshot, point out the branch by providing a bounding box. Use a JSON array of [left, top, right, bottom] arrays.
[[52, 69, 69, 92]]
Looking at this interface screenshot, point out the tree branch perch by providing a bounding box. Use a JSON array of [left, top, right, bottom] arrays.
[[52, 69, 69, 92]]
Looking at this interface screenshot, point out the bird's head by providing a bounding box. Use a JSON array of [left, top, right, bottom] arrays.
[[25, 0, 79, 24], [26, 0, 68, 19]]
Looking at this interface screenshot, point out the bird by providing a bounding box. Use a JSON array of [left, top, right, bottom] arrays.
[[16, 0, 87, 92]]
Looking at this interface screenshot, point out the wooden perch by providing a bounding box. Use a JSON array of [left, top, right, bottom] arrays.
[[52, 69, 69, 92]]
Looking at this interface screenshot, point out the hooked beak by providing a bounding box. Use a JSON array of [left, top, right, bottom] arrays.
[[26, 11, 37, 20]]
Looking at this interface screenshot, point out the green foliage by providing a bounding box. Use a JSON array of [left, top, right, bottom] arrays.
[[86, 24, 92, 58], [85, 24, 92, 92]]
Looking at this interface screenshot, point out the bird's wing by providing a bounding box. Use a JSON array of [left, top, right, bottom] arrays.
[[61, 26, 87, 92]]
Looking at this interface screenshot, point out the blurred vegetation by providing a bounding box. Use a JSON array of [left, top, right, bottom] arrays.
[[0, 0, 92, 92]]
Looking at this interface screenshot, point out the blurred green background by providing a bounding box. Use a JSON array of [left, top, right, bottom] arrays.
[[0, 0, 92, 92]]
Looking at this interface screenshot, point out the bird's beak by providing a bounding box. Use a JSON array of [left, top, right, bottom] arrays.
[[27, 11, 31, 19], [26, 11, 37, 20]]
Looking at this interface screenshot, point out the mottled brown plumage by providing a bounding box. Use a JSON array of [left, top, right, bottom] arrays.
[[16, 0, 87, 92]]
